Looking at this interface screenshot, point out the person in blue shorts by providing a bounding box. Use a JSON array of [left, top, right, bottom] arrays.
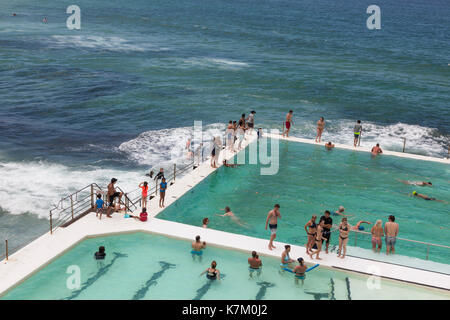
[[95, 193, 105, 220], [159, 178, 167, 208], [191, 235, 206, 261]]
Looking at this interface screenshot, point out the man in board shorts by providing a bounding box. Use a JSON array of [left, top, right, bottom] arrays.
[[265, 204, 281, 250], [107, 178, 123, 216], [319, 210, 333, 254], [283, 110, 293, 138], [353, 120, 362, 147], [384, 215, 399, 255]]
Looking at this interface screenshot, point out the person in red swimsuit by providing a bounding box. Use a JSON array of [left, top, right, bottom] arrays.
[[139, 181, 149, 208], [283, 110, 293, 138]]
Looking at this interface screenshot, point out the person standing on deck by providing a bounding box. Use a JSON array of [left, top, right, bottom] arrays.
[[265, 204, 281, 250], [304, 215, 318, 255], [353, 120, 362, 147], [154, 168, 165, 182], [384, 215, 399, 255], [107, 178, 123, 218], [371, 220, 384, 253], [159, 178, 167, 208], [139, 181, 148, 208], [226, 121, 235, 152], [315, 117, 325, 143], [246, 111, 256, 135], [282, 110, 294, 138], [319, 210, 333, 254]]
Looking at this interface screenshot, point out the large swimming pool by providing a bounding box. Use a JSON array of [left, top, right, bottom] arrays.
[[157, 140, 450, 270], [2, 232, 448, 300]]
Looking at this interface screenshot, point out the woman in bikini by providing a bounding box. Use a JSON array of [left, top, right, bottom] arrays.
[[304, 215, 317, 254], [370, 220, 384, 253], [337, 217, 350, 259], [315, 117, 325, 143], [308, 221, 323, 260]]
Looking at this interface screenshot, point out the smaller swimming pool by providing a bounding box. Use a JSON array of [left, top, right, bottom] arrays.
[[2, 232, 448, 300]]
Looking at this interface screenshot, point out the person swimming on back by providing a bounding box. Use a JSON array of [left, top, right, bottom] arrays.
[[293, 257, 308, 285], [191, 235, 207, 259], [201, 260, 220, 280]]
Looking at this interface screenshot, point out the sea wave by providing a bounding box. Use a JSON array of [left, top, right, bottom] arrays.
[[181, 57, 249, 69], [49, 35, 168, 52]]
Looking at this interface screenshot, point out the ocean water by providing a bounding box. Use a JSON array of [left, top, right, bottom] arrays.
[[0, 1, 449, 255], [2, 232, 449, 300]]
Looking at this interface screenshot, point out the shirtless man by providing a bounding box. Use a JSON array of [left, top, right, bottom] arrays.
[[371, 143, 383, 156], [191, 235, 207, 260], [217, 206, 246, 227], [107, 178, 123, 217], [248, 251, 262, 278], [282, 110, 294, 138], [223, 160, 240, 168], [265, 204, 281, 250], [384, 215, 399, 255], [325, 142, 335, 149]]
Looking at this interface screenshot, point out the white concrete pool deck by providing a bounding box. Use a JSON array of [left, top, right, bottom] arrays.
[[1, 132, 449, 297]]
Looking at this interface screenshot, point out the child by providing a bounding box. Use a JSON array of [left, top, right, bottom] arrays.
[[95, 194, 105, 219], [202, 217, 209, 228], [159, 178, 167, 208], [139, 208, 148, 222], [139, 181, 149, 208]]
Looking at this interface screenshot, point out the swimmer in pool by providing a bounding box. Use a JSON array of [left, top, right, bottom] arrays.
[[371, 143, 383, 156], [351, 221, 372, 231], [412, 191, 443, 202], [217, 206, 247, 227], [280, 245, 295, 271], [222, 160, 241, 167], [399, 180, 432, 187], [191, 235, 207, 260], [200, 261, 220, 280], [293, 258, 308, 285], [333, 206, 352, 217], [248, 251, 262, 278], [202, 217, 209, 228], [325, 142, 335, 149]]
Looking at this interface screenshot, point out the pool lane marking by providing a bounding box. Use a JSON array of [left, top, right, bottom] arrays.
[[63, 252, 127, 300], [132, 261, 176, 300], [193, 274, 226, 300], [330, 278, 336, 300], [255, 281, 275, 300], [345, 277, 352, 300]]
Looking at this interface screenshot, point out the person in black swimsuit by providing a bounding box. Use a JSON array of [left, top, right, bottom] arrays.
[[94, 246, 106, 260], [319, 210, 333, 254], [337, 217, 350, 259], [201, 261, 220, 280], [304, 215, 317, 254]]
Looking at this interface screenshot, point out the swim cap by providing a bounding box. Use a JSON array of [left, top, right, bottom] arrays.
[[358, 226, 364, 231], [413, 191, 417, 195]]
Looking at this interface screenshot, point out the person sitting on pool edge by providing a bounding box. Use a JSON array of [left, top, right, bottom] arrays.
[[280, 245, 296, 271], [293, 258, 308, 285], [191, 235, 207, 260], [325, 142, 335, 149], [248, 251, 262, 278]]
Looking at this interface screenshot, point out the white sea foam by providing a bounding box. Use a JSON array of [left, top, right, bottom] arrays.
[[118, 123, 225, 166], [182, 57, 249, 69], [0, 123, 226, 218], [49, 35, 167, 52], [286, 120, 448, 157]]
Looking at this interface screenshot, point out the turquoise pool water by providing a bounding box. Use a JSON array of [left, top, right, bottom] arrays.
[[158, 140, 450, 269], [2, 233, 448, 300]]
